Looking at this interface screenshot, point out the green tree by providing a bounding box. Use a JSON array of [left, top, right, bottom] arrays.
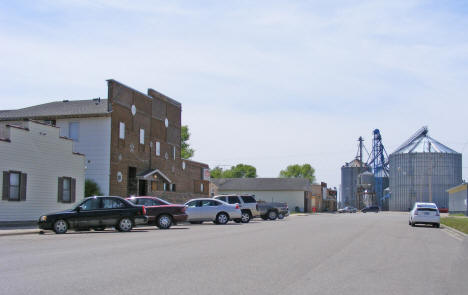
[[210, 164, 257, 178], [181, 125, 195, 159], [279, 164, 316, 183], [85, 179, 102, 197]]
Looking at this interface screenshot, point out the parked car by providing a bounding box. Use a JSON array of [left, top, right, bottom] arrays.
[[361, 206, 380, 213], [409, 202, 440, 228], [338, 206, 357, 213], [213, 194, 259, 223], [38, 196, 148, 234], [257, 201, 289, 220], [126, 196, 187, 229], [184, 198, 242, 225]]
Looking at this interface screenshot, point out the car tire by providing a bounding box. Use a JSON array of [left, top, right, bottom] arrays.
[[53, 219, 68, 234], [117, 217, 133, 232], [241, 211, 251, 223], [434, 223, 440, 228], [234, 219, 241, 223], [260, 215, 269, 220], [268, 210, 278, 220], [408, 220, 411, 226], [411, 222, 415, 227], [278, 213, 284, 219], [216, 212, 229, 225], [190, 221, 203, 224], [156, 214, 172, 229]]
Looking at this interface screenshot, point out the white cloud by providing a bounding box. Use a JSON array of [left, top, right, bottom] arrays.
[[1, 0, 467, 186]]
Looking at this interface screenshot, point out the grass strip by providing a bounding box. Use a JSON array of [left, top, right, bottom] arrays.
[[441, 217, 468, 234]]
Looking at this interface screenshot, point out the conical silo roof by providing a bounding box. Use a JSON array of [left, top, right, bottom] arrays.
[[392, 126, 458, 154]]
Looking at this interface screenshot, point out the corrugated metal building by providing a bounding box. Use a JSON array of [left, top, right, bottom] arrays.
[[389, 127, 462, 211], [447, 183, 467, 215]]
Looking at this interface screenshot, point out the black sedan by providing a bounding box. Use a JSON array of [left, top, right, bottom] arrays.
[[361, 206, 380, 213], [38, 196, 148, 234]]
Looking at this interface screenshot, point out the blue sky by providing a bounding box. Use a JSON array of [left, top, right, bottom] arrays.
[[1, 0, 467, 188]]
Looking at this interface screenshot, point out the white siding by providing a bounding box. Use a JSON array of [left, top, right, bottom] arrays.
[[56, 117, 111, 195], [219, 190, 305, 211], [0, 122, 85, 222]]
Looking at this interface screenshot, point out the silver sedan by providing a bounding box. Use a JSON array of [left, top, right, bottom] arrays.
[[185, 198, 242, 224]]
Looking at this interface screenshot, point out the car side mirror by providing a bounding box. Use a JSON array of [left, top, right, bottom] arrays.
[[76, 206, 83, 212]]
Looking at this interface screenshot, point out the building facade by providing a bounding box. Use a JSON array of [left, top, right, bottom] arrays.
[[0, 80, 209, 203], [0, 121, 85, 222], [447, 183, 467, 216], [211, 178, 335, 213]]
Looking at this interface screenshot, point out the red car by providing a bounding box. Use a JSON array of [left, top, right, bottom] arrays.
[[126, 196, 187, 229]]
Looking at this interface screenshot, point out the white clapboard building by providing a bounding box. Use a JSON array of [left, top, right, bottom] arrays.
[[0, 121, 85, 222]]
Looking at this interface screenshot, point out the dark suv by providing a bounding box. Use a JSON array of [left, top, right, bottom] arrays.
[[361, 206, 380, 213]]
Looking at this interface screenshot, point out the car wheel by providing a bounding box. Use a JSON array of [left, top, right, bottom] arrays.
[[268, 210, 278, 220], [261, 215, 269, 220], [411, 222, 415, 227], [53, 219, 68, 234], [408, 220, 411, 226], [156, 214, 172, 229], [278, 213, 284, 219], [93, 227, 106, 231], [234, 219, 241, 223], [433, 223, 440, 228], [241, 211, 251, 223], [118, 217, 133, 232], [216, 212, 229, 225]]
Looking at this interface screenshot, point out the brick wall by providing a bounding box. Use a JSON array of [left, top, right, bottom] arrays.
[[107, 80, 208, 197]]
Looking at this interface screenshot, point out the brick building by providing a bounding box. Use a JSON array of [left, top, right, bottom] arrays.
[[0, 79, 209, 203]]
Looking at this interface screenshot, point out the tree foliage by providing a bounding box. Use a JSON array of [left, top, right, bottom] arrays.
[[210, 164, 257, 178], [85, 179, 102, 198], [279, 164, 316, 183], [181, 125, 195, 159]]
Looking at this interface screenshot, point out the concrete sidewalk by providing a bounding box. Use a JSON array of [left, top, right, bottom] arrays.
[[0, 228, 41, 237]]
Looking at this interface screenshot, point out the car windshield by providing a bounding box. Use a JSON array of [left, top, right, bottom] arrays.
[[417, 204, 437, 209]]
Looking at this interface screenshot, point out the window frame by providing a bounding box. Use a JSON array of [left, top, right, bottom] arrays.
[[139, 129, 145, 145], [8, 171, 21, 201]]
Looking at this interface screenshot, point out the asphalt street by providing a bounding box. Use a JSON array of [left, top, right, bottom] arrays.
[[1, 212, 467, 295]]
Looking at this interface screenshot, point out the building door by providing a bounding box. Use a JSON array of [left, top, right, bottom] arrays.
[[138, 180, 147, 196]]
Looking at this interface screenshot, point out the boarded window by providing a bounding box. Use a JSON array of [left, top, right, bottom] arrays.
[[156, 141, 161, 156], [119, 122, 125, 139], [140, 129, 145, 144]]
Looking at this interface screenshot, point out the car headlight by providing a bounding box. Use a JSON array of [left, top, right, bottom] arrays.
[[39, 216, 47, 222]]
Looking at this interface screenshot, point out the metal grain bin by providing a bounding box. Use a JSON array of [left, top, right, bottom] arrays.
[[389, 127, 462, 211]]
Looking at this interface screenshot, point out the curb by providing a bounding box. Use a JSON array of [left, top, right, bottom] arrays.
[[441, 225, 467, 237], [0, 229, 41, 237]]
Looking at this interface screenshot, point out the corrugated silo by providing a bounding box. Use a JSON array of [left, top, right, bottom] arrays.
[[389, 127, 462, 211], [341, 159, 369, 208]]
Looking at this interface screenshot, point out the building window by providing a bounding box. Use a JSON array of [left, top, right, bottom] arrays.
[[57, 177, 76, 203], [139, 129, 145, 144], [156, 141, 160, 156], [163, 182, 167, 191], [9, 172, 20, 200], [2, 171, 27, 201], [173, 146, 176, 160], [62, 178, 71, 202], [119, 122, 125, 139], [200, 183, 204, 193], [171, 184, 176, 192], [69, 122, 79, 142]]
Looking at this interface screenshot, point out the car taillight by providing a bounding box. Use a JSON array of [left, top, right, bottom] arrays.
[[235, 203, 239, 209], [182, 206, 187, 213], [414, 210, 418, 215], [436, 211, 440, 216], [142, 206, 146, 215]]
